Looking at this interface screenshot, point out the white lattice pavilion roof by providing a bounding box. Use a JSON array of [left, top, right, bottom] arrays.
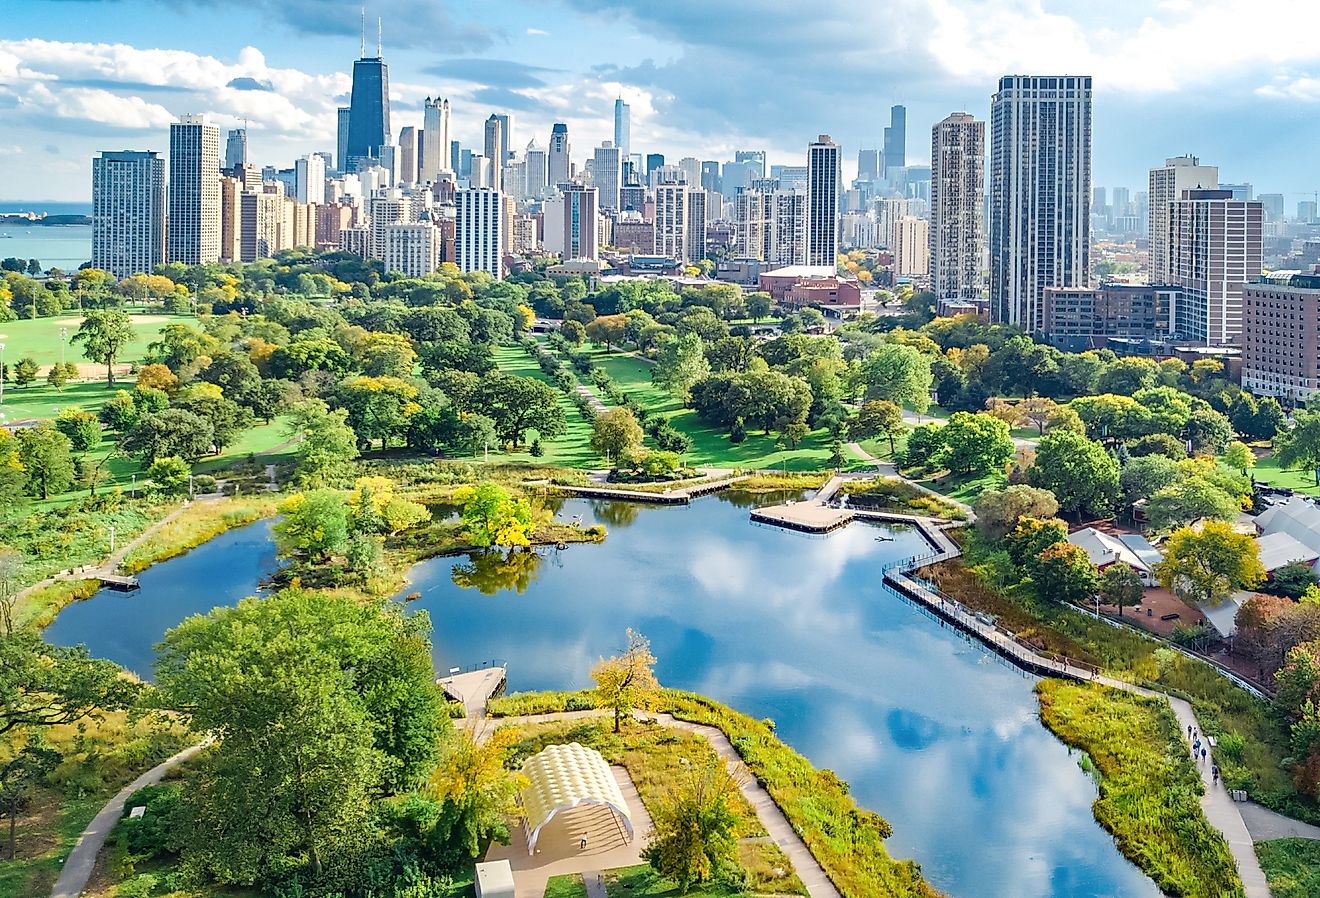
[[520, 742, 633, 854]]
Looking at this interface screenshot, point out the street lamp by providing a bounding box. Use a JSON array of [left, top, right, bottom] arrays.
[[0, 342, 5, 405], [60, 327, 67, 367]]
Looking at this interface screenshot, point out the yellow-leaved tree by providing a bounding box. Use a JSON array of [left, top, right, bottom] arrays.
[[591, 629, 660, 733]]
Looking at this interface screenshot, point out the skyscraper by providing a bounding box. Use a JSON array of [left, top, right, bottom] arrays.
[[805, 135, 840, 268], [524, 139, 548, 198], [1169, 189, 1262, 346], [167, 114, 221, 265], [645, 153, 664, 177], [483, 116, 504, 191], [613, 97, 631, 158], [336, 107, 351, 172], [224, 128, 247, 172], [989, 75, 1092, 330], [492, 113, 512, 163], [895, 216, 929, 276], [92, 150, 165, 278], [548, 123, 570, 186], [456, 187, 505, 279], [930, 112, 985, 305], [295, 153, 326, 205], [593, 142, 622, 211], [1148, 155, 1218, 282], [420, 97, 451, 181], [883, 105, 906, 173], [655, 182, 693, 262], [563, 184, 599, 260], [397, 127, 418, 185], [345, 29, 390, 171], [857, 148, 880, 183]]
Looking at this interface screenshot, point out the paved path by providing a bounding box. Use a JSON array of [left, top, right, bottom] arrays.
[[480, 709, 840, 898], [846, 441, 976, 520], [1165, 699, 1272, 898], [1241, 800, 1320, 842], [50, 741, 208, 898], [574, 384, 607, 413], [583, 871, 607, 898]]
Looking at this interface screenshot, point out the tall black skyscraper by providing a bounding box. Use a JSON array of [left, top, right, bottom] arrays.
[[345, 22, 390, 171], [883, 105, 906, 173]]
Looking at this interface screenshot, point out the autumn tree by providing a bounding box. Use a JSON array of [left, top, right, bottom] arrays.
[[591, 629, 660, 733], [645, 758, 744, 891], [1157, 521, 1264, 607], [972, 485, 1060, 541], [424, 729, 526, 861], [1030, 542, 1098, 605], [454, 481, 534, 548]]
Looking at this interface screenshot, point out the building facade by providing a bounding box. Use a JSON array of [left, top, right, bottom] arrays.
[[895, 216, 929, 277], [421, 97, 450, 181], [167, 114, 221, 265], [346, 52, 390, 171], [455, 187, 504, 279], [1169, 189, 1263, 346], [805, 135, 840, 268], [381, 222, 439, 277], [1041, 284, 1179, 350], [562, 184, 599, 260], [613, 98, 630, 158], [592, 142, 622, 212], [1242, 273, 1320, 401], [1148, 155, 1218, 282], [91, 150, 165, 278], [989, 75, 1092, 331], [930, 112, 984, 304]]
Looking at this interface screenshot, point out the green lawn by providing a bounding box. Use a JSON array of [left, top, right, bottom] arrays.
[[1256, 838, 1320, 898], [0, 378, 126, 422], [1252, 454, 1320, 496], [910, 469, 1004, 505], [603, 865, 745, 897], [491, 344, 601, 468], [0, 310, 193, 370], [544, 874, 588, 898]]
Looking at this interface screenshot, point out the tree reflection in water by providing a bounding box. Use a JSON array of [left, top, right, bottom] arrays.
[[587, 499, 642, 528], [450, 547, 544, 595]]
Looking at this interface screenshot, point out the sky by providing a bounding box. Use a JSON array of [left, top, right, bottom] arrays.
[[2, 0, 1320, 206]]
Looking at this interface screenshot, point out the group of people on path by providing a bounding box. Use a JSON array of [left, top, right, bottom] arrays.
[[1188, 724, 1220, 784]]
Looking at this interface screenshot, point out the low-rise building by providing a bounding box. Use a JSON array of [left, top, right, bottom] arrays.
[[1041, 284, 1180, 351]]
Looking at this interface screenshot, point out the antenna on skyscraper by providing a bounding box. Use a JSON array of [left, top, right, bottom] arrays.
[[359, 6, 366, 58], [377, 17, 382, 57]]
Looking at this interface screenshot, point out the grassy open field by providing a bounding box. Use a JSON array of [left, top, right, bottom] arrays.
[[1251, 454, 1320, 496], [0, 310, 192, 370], [490, 344, 600, 468], [0, 379, 125, 423]]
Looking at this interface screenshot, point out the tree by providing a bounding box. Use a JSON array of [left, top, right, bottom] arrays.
[[1030, 542, 1098, 605], [1186, 407, 1233, 455], [11, 357, 37, 388], [1, 739, 61, 859], [425, 729, 525, 862], [1029, 430, 1119, 519], [274, 490, 351, 563], [1157, 521, 1264, 607], [1127, 432, 1187, 460], [940, 412, 1014, 475], [592, 629, 660, 733], [1144, 477, 1241, 530], [1099, 563, 1145, 616], [1005, 516, 1069, 568], [652, 332, 710, 403], [249, 379, 300, 424], [177, 390, 254, 454], [1275, 410, 1320, 485], [645, 757, 744, 892], [747, 293, 772, 321], [857, 344, 934, 412], [475, 373, 566, 447], [136, 362, 179, 393], [591, 407, 645, 464], [0, 628, 137, 737], [560, 319, 586, 345], [1097, 357, 1159, 395], [1118, 454, 1184, 504], [334, 375, 420, 450], [584, 314, 629, 350], [289, 399, 360, 487], [121, 408, 214, 463], [54, 408, 102, 454], [1223, 440, 1256, 475], [154, 589, 444, 884], [45, 361, 75, 390], [973, 485, 1060, 541], [1015, 397, 1060, 435], [1265, 561, 1320, 600], [850, 400, 906, 456], [345, 476, 431, 536], [71, 309, 135, 386], [453, 481, 534, 548], [147, 455, 191, 494], [17, 422, 75, 499]]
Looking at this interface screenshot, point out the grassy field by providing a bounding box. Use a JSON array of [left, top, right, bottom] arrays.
[[491, 344, 600, 468], [1255, 838, 1320, 898], [0, 379, 126, 423], [1251, 454, 1320, 496], [0, 311, 190, 371]]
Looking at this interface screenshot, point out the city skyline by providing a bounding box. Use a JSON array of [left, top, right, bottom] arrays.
[[4, 0, 1320, 202]]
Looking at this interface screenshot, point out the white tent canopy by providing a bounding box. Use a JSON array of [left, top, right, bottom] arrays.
[[520, 742, 634, 855]]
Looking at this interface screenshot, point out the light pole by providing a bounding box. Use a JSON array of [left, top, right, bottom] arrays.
[[60, 327, 67, 367], [0, 342, 5, 405]]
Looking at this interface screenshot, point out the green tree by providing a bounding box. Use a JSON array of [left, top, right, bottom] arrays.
[[1030, 542, 1098, 605], [0, 628, 137, 736], [1096, 357, 1159, 394], [1185, 407, 1233, 455], [154, 589, 444, 884], [1119, 454, 1184, 504], [972, 485, 1060, 541], [1145, 477, 1240, 530], [1029, 430, 1119, 519], [857, 343, 934, 412], [1006, 516, 1069, 568], [71, 309, 135, 386], [121, 409, 214, 463], [560, 319, 586, 345], [1264, 561, 1319, 600], [590, 407, 645, 465], [1275, 410, 1320, 485], [475, 373, 566, 447], [644, 758, 744, 892], [11, 357, 37, 388], [334, 375, 420, 450], [54, 408, 102, 453], [1, 739, 60, 860], [147, 455, 191, 494], [17, 422, 75, 499], [591, 628, 660, 733], [652, 332, 710, 403], [274, 489, 351, 563], [1099, 563, 1145, 616], [746, 292, 772, 321], [1223, 440, 1256, 475], [177, 390, 254, 454], [289, 400, 360, 488], [940, 412, 1014, 475], [453, 481, 534, 548], [1157, 521, 1264, 606], [849, 400, 906, 456]]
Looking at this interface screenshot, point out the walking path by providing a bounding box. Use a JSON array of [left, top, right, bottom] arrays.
[[558, 472, 750, 505], [846, 441, 976, 520], [50, 741, 209, 898], [480, 709, 840, 898], [1240, 801, 1320, 842], [574, 384, 607, 413], [583, 871, 607, 898]]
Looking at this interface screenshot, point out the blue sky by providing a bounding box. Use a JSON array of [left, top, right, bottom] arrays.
[[3, 0, 1320, 205]]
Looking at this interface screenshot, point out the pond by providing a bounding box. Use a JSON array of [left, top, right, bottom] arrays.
[[45, 496, 1160, 898]]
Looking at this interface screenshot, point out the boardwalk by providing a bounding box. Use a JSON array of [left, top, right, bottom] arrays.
[[439, 664, 507, 718], [557, 472, 749, 505]]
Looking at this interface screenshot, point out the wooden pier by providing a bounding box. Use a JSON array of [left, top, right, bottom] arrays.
[[439, 664, 508, 718], [557, 473, 750, 505], [97, 574, 141, 591]]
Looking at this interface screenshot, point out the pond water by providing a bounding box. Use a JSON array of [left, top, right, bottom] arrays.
[[45, 497, 1160, 898]]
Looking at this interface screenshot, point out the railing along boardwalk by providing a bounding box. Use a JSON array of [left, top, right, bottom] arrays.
[[439, 663, 508, 719], [556, 473, 750, 505]]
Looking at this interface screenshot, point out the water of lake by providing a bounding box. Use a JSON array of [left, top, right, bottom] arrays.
[[0, 223, 93, 270], [44, 496, 1159, 898]]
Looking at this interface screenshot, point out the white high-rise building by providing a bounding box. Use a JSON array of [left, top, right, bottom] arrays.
[[381, 222, 439, 277], [367, 191, 413, 259], [1149, 155, 1218, 282], [989, 75, 1092, 331], [655, 182, 692, 262], [295, 153, 326, 206], [524, 140, 548, 198], [397, 127, 418, 185], [167, 114, 221, 264], [1169, 188, 1262, 346], [92, 150, 165, 278], [592, 142, 622, 211], [421, 97, 451, 181], [895, 216, 929, 277], [613, 98, 631, 158], [548, 123, 571, 186], [677, 157, 701, 191], [930, 112, 985, 305], [562, 184, 599, 260], [734, 185, 772, 261], [805, 135, 840, 268], [456, 187, 505, 279], [483, 116, 504, 192], [770, 189, 807, 265]]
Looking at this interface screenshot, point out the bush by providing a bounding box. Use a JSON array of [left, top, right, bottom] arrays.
[[117, 783, 183, 859], [487, 690, 599, 717]]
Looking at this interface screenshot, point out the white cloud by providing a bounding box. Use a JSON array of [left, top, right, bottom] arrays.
[[526, 27, 549, 36]]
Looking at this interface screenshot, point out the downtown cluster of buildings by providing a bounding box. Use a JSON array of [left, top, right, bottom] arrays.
[[88, 41, 1320, 402]]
